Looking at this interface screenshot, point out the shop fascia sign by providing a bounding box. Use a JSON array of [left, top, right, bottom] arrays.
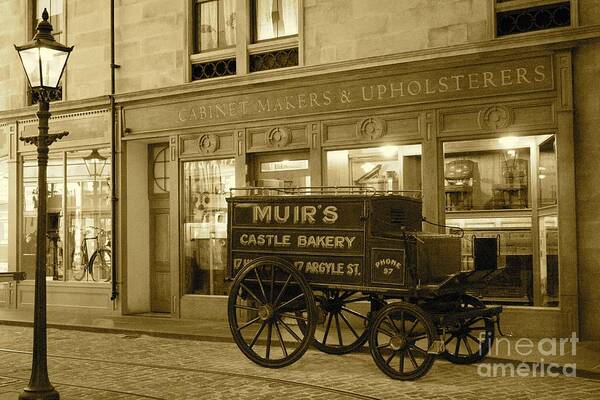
[[126, 56, 554, 133]]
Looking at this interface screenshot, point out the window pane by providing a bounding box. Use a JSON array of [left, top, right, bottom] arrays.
[[326, 145, 422, 194], [21, 158, 64, 280], [278, 0, 298, 37], [539, 214, 558, 306], [198, 1, 219, 52], [183, 159, 235, 295], [255, 0, 277, 40], [0, 159, 8, 272], [66, 150, 111, 282], [151, 145, 169, 194], [219, 0, 236, 47], [444, 137, 531, 211], [34, 0, 63, 33], [538, 136, 557, 207]]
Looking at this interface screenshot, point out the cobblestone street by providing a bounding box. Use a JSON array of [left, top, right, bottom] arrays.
[[0, 326, 598, 399]]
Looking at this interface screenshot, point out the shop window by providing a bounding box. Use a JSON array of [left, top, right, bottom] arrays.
[[326, 145, 422, 195], [0, 159, 8, 272], [20, 150, 112, 282], [444, 137, 532, 211], [30, 0, 64, 103], [183, 158, 235, 295], [495, 1, 571, 37], [444, 134, 559, 307], [65, 150, 111, 282]]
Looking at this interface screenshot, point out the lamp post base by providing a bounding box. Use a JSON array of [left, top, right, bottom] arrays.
[[19, 387, 60, 400]]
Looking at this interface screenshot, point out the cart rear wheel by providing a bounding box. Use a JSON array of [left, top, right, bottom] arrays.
[[441, 295, 494, 364], [228, 257, 316, 368], [297, 289, 371, 354], [369, 303, 436, 380]]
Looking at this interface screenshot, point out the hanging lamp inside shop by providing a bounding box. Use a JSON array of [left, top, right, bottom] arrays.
[[83, 149, 107, 180]]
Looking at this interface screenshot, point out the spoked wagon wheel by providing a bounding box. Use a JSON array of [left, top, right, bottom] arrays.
[[297, 289, 372, 355], [441, 294, 494, 364], [369, 303, 436, 380], [228, 257, 316, 368]]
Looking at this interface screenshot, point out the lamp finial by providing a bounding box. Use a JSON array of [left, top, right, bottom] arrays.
[[33, 8, 54, 41]]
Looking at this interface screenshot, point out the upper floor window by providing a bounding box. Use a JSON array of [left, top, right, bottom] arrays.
[[194, 0, 236, 53], [252, 0, 298, 42], [31, 0, 64, 103], [34, 0, 63, 42], [495, 1, 571, 37]]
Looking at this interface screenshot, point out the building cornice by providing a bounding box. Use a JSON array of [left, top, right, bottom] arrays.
[[111, 24, 600, 105], [0, 95, 110, 124], [1, 24, 600, 123]]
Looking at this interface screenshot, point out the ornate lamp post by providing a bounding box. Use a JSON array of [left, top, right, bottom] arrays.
[[14, 8, 73, 400]]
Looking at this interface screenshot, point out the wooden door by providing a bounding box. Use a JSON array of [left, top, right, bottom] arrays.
[[150, 206, 170, 312], [149, 144, 171, 313]]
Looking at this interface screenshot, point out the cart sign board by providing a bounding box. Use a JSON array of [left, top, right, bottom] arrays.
[[230, 198, 366, 285], [232, 201, 364, 229], [232, 229, 363, 254], [371, 248, 406, 287], [232, 252, 364, 285]]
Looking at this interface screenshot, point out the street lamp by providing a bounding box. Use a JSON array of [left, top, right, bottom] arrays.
[[14, 8, 73, 400]]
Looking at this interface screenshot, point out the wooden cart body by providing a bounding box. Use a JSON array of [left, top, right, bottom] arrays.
[[228, 193, 466, 294]]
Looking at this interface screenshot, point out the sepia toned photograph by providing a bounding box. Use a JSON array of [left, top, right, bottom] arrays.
[[0, 0, 599, 399]]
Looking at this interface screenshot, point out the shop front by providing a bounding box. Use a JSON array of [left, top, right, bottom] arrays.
[[8, 107, 114, 311], [120, 46, 577, 337]]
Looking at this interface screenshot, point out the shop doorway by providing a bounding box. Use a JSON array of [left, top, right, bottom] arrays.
[[149, 144, 171, 313], [252, 151, 310, 190]]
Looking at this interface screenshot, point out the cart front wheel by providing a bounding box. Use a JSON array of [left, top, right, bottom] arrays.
[[228, 257, 316, 368], [369, 303, 436, 380], [441, 294, 494, 364]]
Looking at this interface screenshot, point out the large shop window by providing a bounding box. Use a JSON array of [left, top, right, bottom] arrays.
[[194, 0, 236, 53], [444, 134, 559, 307], [183, 159, 235, 295], [326, 145, 422, 194], [0, 159, 8, 272], [20, 149, 112, 282]]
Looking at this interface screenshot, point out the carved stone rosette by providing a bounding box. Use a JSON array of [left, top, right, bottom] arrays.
[[478, 105, 513, 130], [357, 117, 387, 140], [198, 133, 219, 154], [266, 127, 291, 148]]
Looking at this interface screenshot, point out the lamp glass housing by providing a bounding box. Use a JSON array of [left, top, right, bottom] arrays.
[[16, 45, 70, 89]]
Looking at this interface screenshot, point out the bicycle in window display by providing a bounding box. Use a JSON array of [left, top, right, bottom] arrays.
[[72, 226, 111, 282], [226, 187, 504, 380]]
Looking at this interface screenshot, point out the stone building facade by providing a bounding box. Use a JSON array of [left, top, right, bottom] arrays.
[[0, 0, 599, 340]]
